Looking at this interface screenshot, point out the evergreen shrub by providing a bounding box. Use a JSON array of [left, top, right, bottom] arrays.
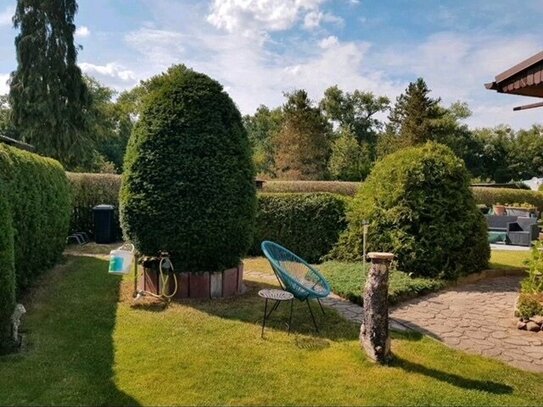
[[120, 66, 256, 272], [250, 193, 348, 263], [330, 142, 490, 279], [0, 144, 71, 291], [0, 192, 15, 350]]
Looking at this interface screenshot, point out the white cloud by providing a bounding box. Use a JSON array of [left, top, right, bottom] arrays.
[[207, 0, 326, 38], [319, 35, 338, 49], [0, 6, 13, 27], [75, 26, 90, 38], [80, 62, 137, 82], [0, 74, 9, 95], [125, 28, 185, 67]]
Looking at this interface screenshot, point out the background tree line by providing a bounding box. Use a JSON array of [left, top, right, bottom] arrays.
[[1, 0, 542, 180]]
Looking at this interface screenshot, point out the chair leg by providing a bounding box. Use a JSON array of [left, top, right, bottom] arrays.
[[288, 299, 293, 335], [317, 298, 325, 315], [261, 298, 269, 338], [306, 299, 319, 333]]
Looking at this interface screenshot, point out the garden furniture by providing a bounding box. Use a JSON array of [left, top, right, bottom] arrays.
[[261, 240, 331, 332], [507, 216, 539, 247], [258, 288, 294, 338]]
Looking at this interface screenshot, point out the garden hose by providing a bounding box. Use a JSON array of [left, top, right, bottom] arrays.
[[136, 254, 178, 302]]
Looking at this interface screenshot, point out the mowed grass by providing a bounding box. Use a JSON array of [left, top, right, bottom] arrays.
[[489, 250, 530, 270], [319, 261, 446, 306], [0, 255, 542, 405]]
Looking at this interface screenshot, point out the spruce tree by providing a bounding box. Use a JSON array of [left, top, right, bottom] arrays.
[[387, 78, 443, 146], [9, 0, 90, 166], [273, 90, 331, 180]]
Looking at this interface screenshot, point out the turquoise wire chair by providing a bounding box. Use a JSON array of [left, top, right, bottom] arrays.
[[261, 240, 331, 332]]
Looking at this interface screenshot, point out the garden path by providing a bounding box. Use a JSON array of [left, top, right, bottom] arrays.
[[391, 276, 543, 373], [247, 270, 543, 372]]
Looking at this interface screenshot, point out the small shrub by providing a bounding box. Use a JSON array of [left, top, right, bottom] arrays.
[[517, 293, 543, 319], [250, 193, 348, 263], [330, 142, 489, 279], [262, 181, 360, 196], [120, 66, 256, 272], [471, 187, 543, 211], [520, 241, 543, 294]]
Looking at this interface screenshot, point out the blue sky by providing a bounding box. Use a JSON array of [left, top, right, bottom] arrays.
[[1, 0, 543, 129]]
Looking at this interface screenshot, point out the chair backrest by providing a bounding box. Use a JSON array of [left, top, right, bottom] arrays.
[[486, 215, 517, 229], [261, 241, 330, 300], [516, 216, 538, 231]]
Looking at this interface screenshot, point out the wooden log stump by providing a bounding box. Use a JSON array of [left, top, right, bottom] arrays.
[[360, 252, 394, 364]]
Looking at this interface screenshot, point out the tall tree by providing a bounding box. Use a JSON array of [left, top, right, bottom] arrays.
[[9, 0, 91, 166], [320, 86, 389, 147], [273, 90, 331, 180], [328, 126, 372, 181], [0, 95, 18, 139], [243, 105, 283, 177], [386, 78, 443, 147]]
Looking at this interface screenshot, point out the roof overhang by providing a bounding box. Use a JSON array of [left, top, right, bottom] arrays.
[[485, 51, 543, 108]]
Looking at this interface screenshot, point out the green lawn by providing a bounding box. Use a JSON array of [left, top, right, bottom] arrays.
[[489, 250, 530, 270], [319, 261, 447, 306], [0, 254, 542, 406]]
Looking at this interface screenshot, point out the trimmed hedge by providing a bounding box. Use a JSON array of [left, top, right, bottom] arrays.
[[471, 187, 543, 211], [330, 143, 489, 279], [0, 144, 71, 291], [262, 180, 360, 196], [120, 66, 256, 272], [0, 144, 70, 350], [250, 193, 349, 263], [0, 190, 15, 350], [67, 172, 121, 237]]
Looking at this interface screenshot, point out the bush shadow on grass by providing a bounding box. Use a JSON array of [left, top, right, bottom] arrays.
[[0, 256, 140, 406], [176, 279, 359, 342]]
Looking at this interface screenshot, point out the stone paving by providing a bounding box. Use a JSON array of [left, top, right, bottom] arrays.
[[246, 269, 543, 373], [391, 276, 543, 373]]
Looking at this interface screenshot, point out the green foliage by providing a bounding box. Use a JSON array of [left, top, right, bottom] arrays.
[[0, 143, 69, 350], [320, 85, 389, 147], [471, 187, 543, 210], [243, 105, 283, 177], [330, 142, 490, 279], [385, 78, 443, 150], [67, 172, 121, 236], [0, 95, 18, 139], [10, 0, 92, 167], [120, 65, 256, 272], [516, 293, 543, 319], [0, 191, 15, 351], [319, 261, 447, 306], [521, 241, 543, 295], [273, 90, 332, 180], [250, 193, 348, 263], [0, 144, 71, 291], [263, 180, 360, 196], [328, 126, 372, 181]]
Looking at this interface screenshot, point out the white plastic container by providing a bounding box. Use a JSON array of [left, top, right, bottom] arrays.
[[108, 243, 135, 275]]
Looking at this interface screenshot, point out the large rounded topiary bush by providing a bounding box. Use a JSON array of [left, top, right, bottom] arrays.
[[120, 65, 256, 272], [330, 142, 489, 279]]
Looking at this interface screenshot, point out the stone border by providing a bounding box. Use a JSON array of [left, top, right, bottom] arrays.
[[141, 262, 245, 299]]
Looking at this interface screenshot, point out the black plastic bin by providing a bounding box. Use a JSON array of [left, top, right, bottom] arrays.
[[93, 204, 115, 244]]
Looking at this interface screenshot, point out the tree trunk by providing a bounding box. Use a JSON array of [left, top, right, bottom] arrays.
[[360, 252, 394, 364]]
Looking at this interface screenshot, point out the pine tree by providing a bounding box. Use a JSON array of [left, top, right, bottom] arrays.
[[387, 78, 443, 146], [9, 0, 91, 166], [273, 90, 331, 180]]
